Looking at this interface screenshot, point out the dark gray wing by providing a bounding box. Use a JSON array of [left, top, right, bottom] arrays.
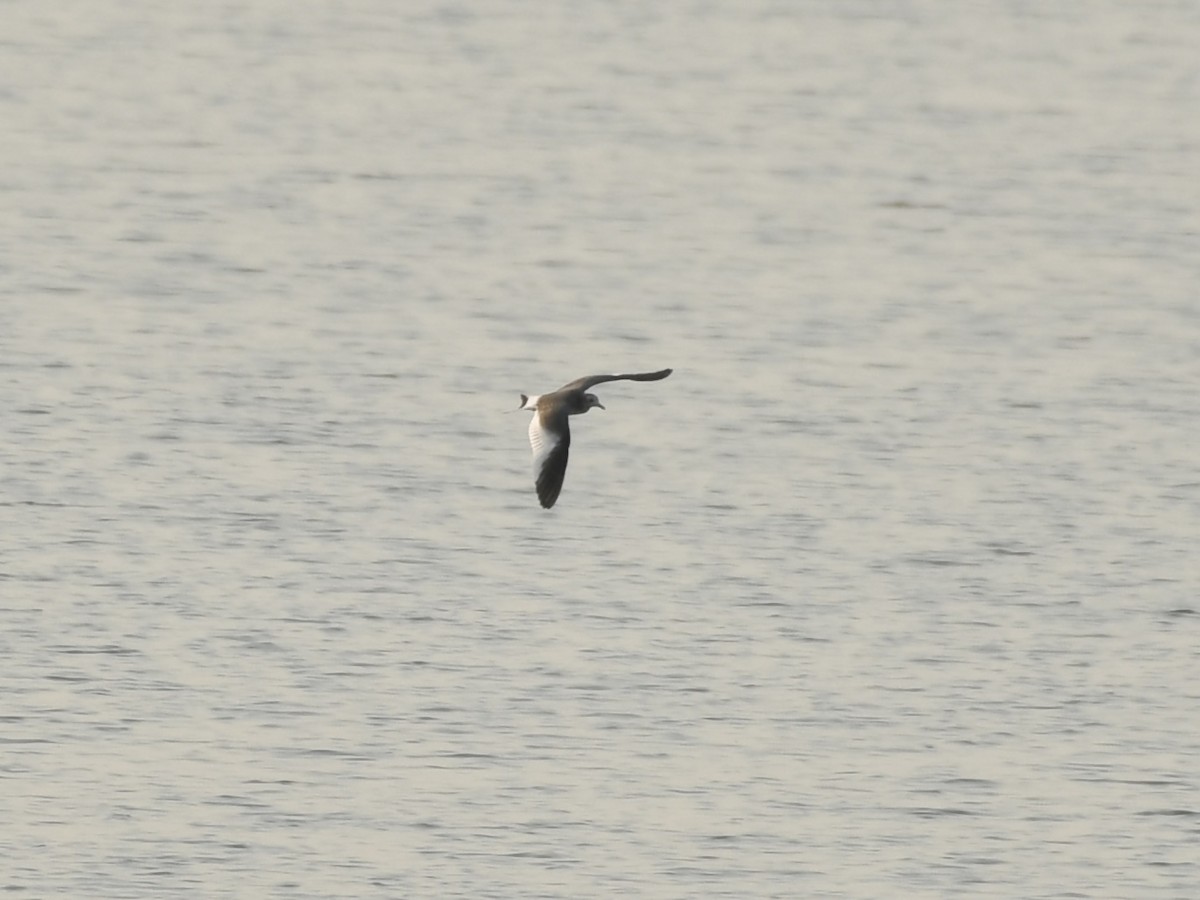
[[557, 368, 672, 393], [535, 424, 570, 509]]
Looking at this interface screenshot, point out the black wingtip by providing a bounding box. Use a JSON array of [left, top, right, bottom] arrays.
[[536, 482, 561, 508], [518, 393, 528, 409]]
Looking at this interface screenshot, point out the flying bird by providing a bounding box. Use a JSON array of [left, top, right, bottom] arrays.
[[518, 368, 672, 508]]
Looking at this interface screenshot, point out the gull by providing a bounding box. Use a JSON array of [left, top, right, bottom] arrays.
[[518, 368, 672, 508]]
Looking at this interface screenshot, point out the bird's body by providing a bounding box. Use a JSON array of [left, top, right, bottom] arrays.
[[518, 368, 672, 508]]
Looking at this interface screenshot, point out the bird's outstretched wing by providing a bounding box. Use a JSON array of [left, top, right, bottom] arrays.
[[557, 368, 672, 393], [529, 409, 571, 509]]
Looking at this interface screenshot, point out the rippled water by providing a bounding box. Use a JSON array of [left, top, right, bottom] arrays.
[[3, 2, 1199, 897]]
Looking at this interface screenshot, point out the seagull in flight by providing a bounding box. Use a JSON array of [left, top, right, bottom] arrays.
[[518, 368, 672, 508]]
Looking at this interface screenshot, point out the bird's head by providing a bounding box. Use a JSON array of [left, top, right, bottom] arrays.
[[582, 393, 605, 412]]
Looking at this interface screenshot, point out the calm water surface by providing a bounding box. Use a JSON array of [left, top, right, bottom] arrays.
[[3, 2, 1199, 897]]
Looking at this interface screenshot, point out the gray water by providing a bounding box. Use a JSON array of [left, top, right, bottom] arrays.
[[3, 2, 1199, 897]]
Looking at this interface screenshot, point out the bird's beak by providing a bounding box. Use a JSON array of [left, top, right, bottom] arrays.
[[596, 401, 606, 410]]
